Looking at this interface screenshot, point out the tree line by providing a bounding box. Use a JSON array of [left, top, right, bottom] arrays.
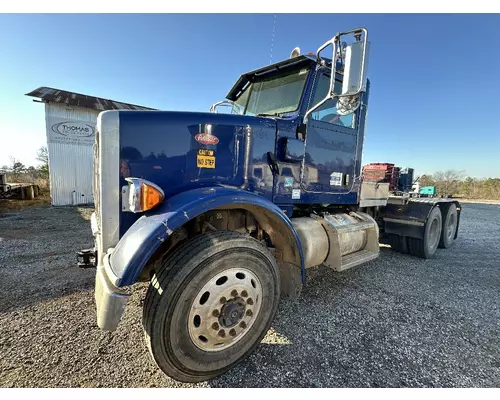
[[418, 170, 500, 200], [1, 147, 49, 186]]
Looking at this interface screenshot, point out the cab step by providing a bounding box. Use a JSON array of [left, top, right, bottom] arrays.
[[337, 249, 379, 272]]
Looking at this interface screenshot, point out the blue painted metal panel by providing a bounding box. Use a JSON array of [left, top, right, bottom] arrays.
[[118, 111, 277, 236]]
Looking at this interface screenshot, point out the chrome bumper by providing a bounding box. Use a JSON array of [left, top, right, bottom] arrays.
[[95, 253, 130, 331]]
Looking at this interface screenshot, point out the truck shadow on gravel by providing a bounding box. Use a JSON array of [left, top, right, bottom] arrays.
[[0, 205, 96, 314], [206, 265, 387, 388]]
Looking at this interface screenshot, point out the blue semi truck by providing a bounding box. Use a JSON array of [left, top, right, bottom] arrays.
[[78, 27, 461, 382]]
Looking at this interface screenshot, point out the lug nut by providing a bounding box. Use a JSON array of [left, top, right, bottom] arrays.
[[212, 322, 219, 330], [212, 309, 220, 317], [231, 290, 238, 297], [239, 321, 247, 329], [229, 329, 236, 337], [246, 309, 253, 317], [220, 297, 226, 304], [218, 329, 226, 337], [246, 298, 254, 305], [241, 290, 248, 297]]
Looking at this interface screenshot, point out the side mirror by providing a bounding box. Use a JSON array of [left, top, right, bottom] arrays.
[[336, 29, 370, 97], [278, 137, 303, 163], [304, 27, 370, 121]]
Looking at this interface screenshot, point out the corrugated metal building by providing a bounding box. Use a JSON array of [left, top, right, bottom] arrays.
[[26, 87, 156, 206]]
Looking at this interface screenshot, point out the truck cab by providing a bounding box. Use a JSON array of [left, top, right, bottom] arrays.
[[220, 50, 369, 208], [80, 27, 460, 383]]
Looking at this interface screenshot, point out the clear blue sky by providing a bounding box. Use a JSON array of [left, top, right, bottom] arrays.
[[1, 13, 499, 178]]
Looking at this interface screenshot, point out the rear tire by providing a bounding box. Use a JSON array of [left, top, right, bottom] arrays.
[[438, 203, 458, 249], [408, 206, 442, 259], [387, 234, 409, 254], [142, 231, 280, 383], [400, 235, 409, 254]]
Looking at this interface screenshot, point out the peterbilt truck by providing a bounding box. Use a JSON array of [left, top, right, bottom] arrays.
[[78, 27, 461, 383]]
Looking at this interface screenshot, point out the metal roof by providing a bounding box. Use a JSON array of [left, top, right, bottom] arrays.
[[25, 86, 157, 111]]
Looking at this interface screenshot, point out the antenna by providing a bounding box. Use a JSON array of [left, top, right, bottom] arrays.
[[269, 14, 276, 64]]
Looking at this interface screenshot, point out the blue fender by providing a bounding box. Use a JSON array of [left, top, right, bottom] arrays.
[[109, 186, 305, 287]]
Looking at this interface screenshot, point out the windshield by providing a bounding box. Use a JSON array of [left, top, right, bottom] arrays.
[[234, 66, 310, 116]]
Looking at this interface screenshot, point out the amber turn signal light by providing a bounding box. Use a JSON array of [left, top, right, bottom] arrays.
[[124, 177, 165, 213], [141, 181, 164, 211]]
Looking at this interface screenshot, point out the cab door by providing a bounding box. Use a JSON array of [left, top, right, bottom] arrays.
[[302, 70, 359, 199]]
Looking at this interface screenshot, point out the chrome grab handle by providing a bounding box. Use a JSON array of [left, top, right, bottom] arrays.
[[210, 100, 238, 113]]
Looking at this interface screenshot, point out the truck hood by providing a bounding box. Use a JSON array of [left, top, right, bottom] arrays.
[[105, 110, 279, 237], [117, 111, 277, 198]]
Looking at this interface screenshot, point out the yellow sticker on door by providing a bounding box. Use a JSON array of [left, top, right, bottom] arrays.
[[197, 149, 216, 169]]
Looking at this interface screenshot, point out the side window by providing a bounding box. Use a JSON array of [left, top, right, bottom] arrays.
[[310, 73, 355, 128]]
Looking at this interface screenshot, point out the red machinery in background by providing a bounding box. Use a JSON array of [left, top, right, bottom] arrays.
[[362, 163, 401, 192]]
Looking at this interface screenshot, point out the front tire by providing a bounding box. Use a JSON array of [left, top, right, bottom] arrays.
[[143, 231, 280, 383]]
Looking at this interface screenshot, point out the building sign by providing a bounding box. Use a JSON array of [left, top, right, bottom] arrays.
[[46, 116, 95, 146]]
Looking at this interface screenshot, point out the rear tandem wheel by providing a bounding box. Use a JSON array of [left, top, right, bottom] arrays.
[[388, 206, 443, 259], [408, 206, 443, 259], [438, 203, 458, 249]]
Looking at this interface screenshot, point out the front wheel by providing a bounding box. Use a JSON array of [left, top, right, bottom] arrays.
[[142, 231, 280, 383]]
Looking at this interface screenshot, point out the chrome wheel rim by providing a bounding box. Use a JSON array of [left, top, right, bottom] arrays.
[[429, 217, 440, 248], [188, 267, 262, 352], [446, 213, 456, 239]]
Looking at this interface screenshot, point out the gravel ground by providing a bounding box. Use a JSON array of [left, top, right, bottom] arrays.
[[0, 202, 499, 388]]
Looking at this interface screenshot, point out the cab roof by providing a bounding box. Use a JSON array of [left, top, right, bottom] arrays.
[[225, 54, 344, 101], [226, 55, 319, 101]]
